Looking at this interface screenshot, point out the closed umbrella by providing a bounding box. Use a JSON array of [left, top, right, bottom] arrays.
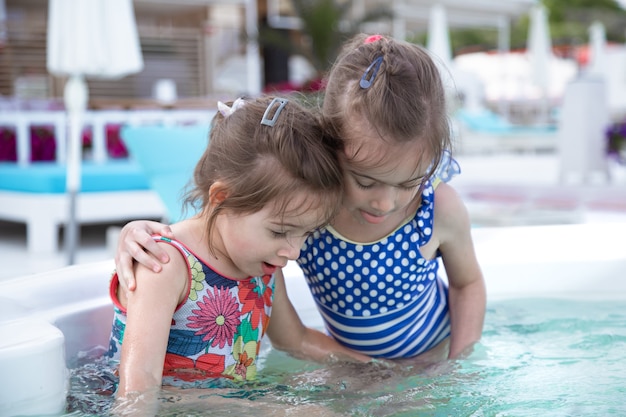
[[527, 4, 553, 123], [587, 21, 608, 78], [426, 3, 452, 70], [46, 0, 143, 264], [426, 4, 456, 100]]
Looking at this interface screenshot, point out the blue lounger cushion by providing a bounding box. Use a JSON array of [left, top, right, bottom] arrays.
[[456, 109, 557, 135], [0, 160, 151, 194], [121, 124, 210, 222]]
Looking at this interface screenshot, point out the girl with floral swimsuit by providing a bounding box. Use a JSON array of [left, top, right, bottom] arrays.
[[107, 96, 368, 413]]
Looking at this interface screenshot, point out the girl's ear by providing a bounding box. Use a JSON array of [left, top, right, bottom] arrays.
[[208, 182, 229, 206]]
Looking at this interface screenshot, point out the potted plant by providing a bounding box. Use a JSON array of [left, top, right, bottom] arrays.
[[605, 118, 626, 183], [257, 0, 393, 96], [606, 119, 626, 165]]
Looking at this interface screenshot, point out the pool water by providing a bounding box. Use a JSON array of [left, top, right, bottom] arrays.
[[64, 298, 626, 417]]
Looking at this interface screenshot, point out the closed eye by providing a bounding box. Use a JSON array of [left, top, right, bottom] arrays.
[[356, 181, 375, 190], [399, 181, 423, 191], [352, 171, 424, 191]]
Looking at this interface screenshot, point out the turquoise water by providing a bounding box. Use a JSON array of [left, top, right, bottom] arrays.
[[64, 299, 626, 416]]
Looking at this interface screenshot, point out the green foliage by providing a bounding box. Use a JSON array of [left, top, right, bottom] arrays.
[[259, 0, 626, 81], [291, 0, 351, 72], [447, 0, 626, 55], [258, 0, 393, 77], [543, 0, 622, 22]]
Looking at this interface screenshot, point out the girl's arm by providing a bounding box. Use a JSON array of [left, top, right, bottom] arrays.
[[115, 220, 174, 291], [265, 269, 371, 363], [434, 183, 486, 359], [116, 243, 188, 399]]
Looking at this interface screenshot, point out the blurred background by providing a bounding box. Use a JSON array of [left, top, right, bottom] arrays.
[[1, 0, 625, 114], [1, 0, 626, 279]]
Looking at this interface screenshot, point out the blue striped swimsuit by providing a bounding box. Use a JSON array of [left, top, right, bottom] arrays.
[[297, 155, 459, 359]]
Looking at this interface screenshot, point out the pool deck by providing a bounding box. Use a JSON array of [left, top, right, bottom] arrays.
[[1, 153, 625, 282]]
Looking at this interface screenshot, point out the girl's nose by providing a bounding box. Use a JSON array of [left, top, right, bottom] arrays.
[[278, 236, 304, 260], [370, 187, 396, 213]]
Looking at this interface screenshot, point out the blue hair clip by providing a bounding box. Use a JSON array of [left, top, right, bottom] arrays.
[[359, 56, 383, 89], [261, 97, 289, 127]]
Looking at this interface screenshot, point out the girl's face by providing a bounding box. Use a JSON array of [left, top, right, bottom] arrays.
[[340, 119, 431, 227], [215, 191, 330, 279]]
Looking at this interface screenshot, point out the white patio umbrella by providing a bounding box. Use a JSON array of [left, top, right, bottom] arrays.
[[47, 0, 143, 264], [426, 3, 452, 69], [526, 4, 553, 123], [426, 4, 456, 100], [587, 21, 608, 78]]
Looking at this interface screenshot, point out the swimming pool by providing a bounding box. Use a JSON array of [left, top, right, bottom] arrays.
[[1, 223, 625, 416]]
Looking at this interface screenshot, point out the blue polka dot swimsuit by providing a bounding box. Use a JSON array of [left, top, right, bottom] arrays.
[[297, 153, 459, 359]]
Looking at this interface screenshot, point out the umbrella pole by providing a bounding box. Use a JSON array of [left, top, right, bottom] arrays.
[[66, 189, 78, 265], [64, 75, 87, 265]]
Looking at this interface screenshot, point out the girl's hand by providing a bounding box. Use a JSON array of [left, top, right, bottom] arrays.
[[115, 220, 174, 292]]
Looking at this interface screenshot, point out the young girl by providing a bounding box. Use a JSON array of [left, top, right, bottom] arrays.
[[107, 96, 369, 407], [114, 34, 486, 362]]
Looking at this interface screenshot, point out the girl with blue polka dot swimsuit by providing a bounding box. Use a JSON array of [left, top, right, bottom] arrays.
[[298, 160, 457, 359]]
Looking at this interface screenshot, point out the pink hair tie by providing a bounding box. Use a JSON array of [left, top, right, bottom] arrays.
[[364, 34, 383, 44]]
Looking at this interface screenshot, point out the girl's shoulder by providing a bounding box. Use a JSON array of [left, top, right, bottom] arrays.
[[432, 181, 472, 241]]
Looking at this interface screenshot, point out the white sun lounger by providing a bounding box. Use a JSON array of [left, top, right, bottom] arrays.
[[0, 109, 214, 254]]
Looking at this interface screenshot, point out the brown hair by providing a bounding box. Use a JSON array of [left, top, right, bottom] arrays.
[[184, 95, 343, 252], [322, 33, 451, 176]]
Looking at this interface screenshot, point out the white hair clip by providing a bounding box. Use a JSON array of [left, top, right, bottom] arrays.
[[261, 97, 288, 127], [217, 97, 245, 118]]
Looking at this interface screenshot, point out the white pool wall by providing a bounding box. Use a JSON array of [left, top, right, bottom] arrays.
[[0, 261, 114, 417], [1, 223, 625, 416]]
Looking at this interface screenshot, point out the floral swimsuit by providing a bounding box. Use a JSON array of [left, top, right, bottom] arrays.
[[107, 236, 275, 382]]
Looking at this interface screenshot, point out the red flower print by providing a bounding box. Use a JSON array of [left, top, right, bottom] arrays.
[[188, 286, 240, 349], [239, 277, 273, 331], [163, 353, 228, 382], [234, 351, 254, 380], [225, 337, 258, 381]]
